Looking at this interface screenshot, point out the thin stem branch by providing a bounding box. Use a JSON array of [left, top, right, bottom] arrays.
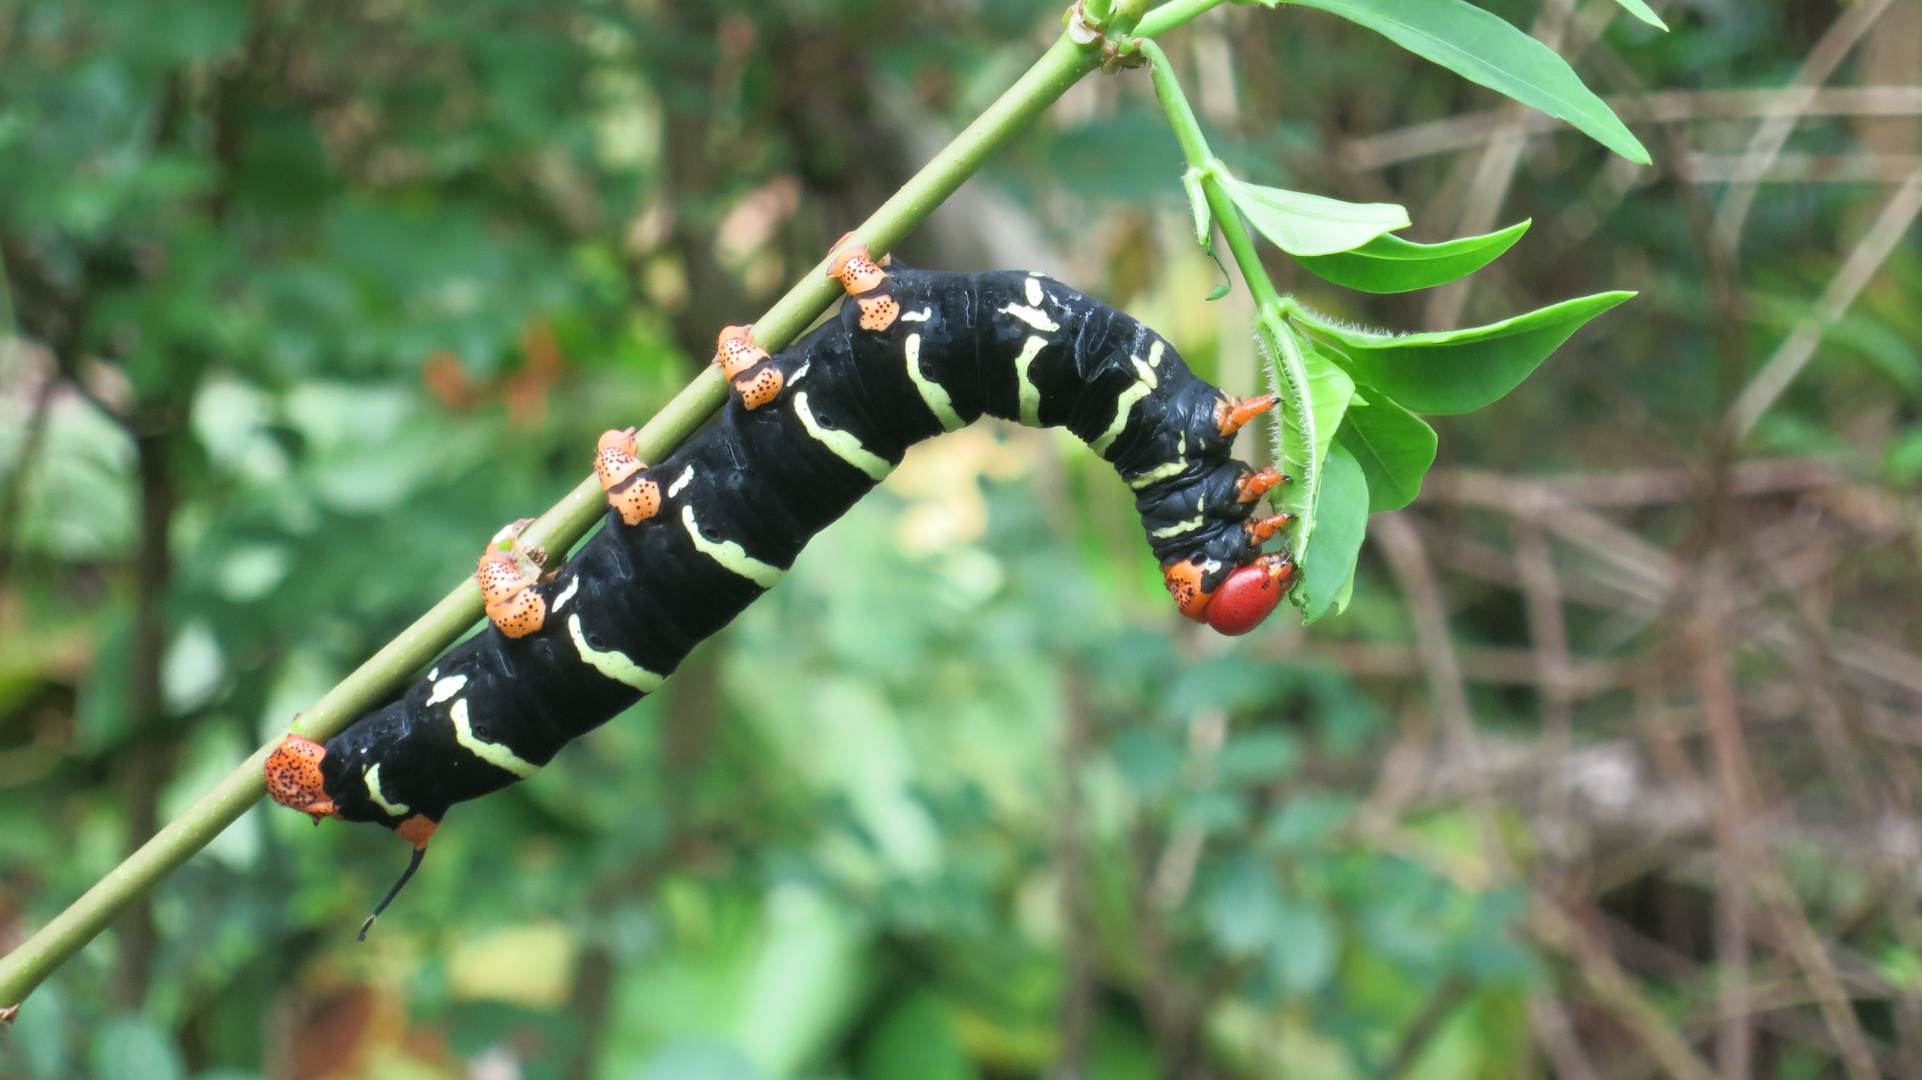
[[1135, 0, 1227, 38], [1142, 40, 1282, 312], [0, 0, 1231, 1012], [1724, 164, 1922, 442], [1690, 558, 1754, 1080], [1143, 35, 1323, 567]]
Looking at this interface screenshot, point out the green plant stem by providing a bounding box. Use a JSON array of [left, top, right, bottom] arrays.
[[1142, 38, 1318, 563], [0, 1, 1230, 1012], [1141, 39, 1278, 313], [1135, 0, 1228, 38]]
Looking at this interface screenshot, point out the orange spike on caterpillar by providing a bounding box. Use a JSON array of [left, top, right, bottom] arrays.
[[734, 365, 785, 410], [827, 241, 888, 295], [1245, 513, 1295, 544], [596, 428, 662, 524], [265, 734, 338, 822], [595, 427, 644, 488], [477, 519, 547, 638], [1236, 466, 1286, 503], [1216, 392, 1278, 438], [712, 325, 789, 408], [856, 293, 900, 331], [713, 325, 769, 380]]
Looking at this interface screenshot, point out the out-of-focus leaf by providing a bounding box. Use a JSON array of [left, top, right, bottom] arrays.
[[1217, 730, 1301, 783], [1826, 312, 1921, 395], [1267, 899, 1338, 995], [1266, 0, 1651, 163], [1888, 424, 1922, 485], [1293, 292, 1635, 415], [861, 994, 979, 1080], [1164, 657, 1291, 715], [1205, 859, 1284, 955], [1295, 220, 1529, 293], [1111, 728, 1186, 797], [10, 983, 67, 1080], [1220, 173, 1410, 257], [1876, 944, 1922, 992], [449, 923, 578, 1009], [91, 1017, 183, 1080], [1178, 789, 1250, 834], [1265, 793, 1358, 851], [638, 1040, 760, 1080], [605, 882, 859, 1079], [736, 884, 863, 1075], [161, 621, 226, 714], [1044, 109, 1185, 202], [1335, 385, 1437, 513]]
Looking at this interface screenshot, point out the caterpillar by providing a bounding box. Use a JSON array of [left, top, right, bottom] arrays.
[[265, 246, 1296, 934]]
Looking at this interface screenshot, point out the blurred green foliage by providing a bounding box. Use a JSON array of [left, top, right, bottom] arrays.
[[4, 0, 1922, 1078]]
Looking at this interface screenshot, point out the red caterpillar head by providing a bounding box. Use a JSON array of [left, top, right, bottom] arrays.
[[1163, 553, 1295, 636], [265, 734, 337, 823]]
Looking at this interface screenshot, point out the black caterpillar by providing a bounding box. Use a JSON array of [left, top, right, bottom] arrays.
[[267, 247, 1296, 934]]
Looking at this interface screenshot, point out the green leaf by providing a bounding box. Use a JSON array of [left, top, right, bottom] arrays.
[[91, 1017, 183, 1080], [1608, 0, 1669, 31], [1264, 315, 1355, 570], [1299, 442, 1368, 624], [1206, 857, 1285, 956], [1335, 385, 1437, 512], [1181, 166, 1213, 248], [1219, 172, 1410, 257], [1266, 897, 1339, 995], [1292, 291, 1634, 415], [862, 994, 980, 1080], [1295, 220, 1530, 293], [1271, 0, 1651, 164]]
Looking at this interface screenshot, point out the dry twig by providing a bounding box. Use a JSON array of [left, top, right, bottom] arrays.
[[1725, 165, 1922, 441], [1710, 0, 1900, 256]]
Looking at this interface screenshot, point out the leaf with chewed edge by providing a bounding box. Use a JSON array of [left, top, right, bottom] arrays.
[[1334, 385, 1436, 512], [1300, 443, 1369, 623]]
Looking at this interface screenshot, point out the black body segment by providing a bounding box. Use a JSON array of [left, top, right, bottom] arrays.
[[319, 268, 1273, 829]]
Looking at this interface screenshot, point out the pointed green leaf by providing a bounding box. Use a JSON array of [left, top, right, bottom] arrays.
[[1295, 220, 1530, 293], [1271, 0, 1651, 164], [1609, 0, 1668, 31], [1265, 315, 1354, 572], [1335, 386, 1436, 512], [1300, 442, 1368, 624], [1220, 173, 1410, 257], [1292, 291, 1634, 415]]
